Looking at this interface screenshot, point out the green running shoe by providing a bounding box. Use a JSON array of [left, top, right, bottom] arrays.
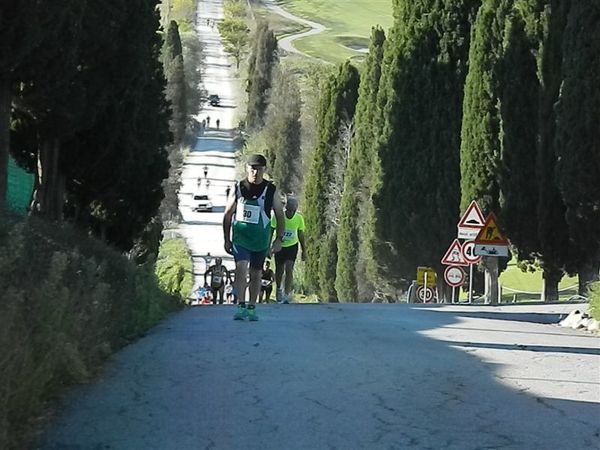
[[233, 304, 248, 320], [247, 305, 259, 321]]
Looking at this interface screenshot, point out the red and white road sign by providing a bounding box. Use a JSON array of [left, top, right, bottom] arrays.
[[474, 213, 509, 257], [417, 286, 435, 303], [444, 265, 466, 287], [461, 240, 482, 264], [457, 200, 485, 239], [441, 239, 469, 266]]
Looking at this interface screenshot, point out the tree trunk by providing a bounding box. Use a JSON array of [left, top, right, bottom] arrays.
[[34, 139, 64, 221], [0, 76, 10, 211], [483, 257, 499, 305], [541, 266, 562, 302], [578, 261, 599, 296]]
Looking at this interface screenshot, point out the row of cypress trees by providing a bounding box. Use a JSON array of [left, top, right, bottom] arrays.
[[0, 0, 173, 254], [302, 0, 599, 302], [245, 22, 303, 195]]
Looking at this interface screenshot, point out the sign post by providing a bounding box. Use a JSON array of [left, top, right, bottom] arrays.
[[455, 201, 485, 304], [473, 213, 509, 305]]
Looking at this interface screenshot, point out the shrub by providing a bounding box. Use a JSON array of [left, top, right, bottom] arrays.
[[589, 282, 600, 321], [155, 237, 193, 300], [0, 214, 181, 449]]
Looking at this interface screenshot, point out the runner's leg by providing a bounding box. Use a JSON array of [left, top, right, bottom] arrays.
[[248, 250, 267, 305], [284, 260, 295, 296], [235, 261, 249, 304], [248, 268, 261, 304]]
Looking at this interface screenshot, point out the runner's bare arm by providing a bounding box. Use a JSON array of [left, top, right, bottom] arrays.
[[270, 188, 285, 253], [298, 230, 306, 260], [223, 186, 237, 254]]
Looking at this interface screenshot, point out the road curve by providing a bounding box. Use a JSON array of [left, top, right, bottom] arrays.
[[261, 0, 327, 60]]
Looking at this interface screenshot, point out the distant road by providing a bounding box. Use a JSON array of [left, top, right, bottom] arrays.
[[174, 0, 239, 295], [261, 0, 327, 60]]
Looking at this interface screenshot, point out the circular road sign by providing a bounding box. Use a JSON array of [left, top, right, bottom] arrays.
[[444, 265, 466, 287], [417, 286, 435, 303], [461, 240, 482, 264]]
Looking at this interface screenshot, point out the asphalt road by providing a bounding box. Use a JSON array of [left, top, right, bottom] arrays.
[[38, 303, 599, 449], [172, 0, 238, 293]]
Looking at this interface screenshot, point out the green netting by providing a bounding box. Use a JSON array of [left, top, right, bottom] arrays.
[[7, 155, 34, 214]]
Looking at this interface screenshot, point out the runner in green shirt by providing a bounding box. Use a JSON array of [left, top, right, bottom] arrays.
[[223, 154, 285, 320], [270, 196, 306, 303]]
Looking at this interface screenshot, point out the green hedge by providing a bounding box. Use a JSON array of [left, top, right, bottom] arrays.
[[589, 282, 600, 321], [155, 237, 193, 300], [0, 215, 182, 449]]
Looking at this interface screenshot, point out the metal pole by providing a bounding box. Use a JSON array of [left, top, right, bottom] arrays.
[[424, 272, 428, 303], [452, 286, 456, 303], [468, 263, 474, 304]]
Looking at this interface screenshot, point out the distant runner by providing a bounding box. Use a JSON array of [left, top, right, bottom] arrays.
[[223, 154, 285, 320], [259, 260, 275, 303], [271, 196, 306, 303], [204, 257, 229, 304]]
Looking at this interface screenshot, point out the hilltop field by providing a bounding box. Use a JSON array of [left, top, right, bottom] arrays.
[[268, 0, 394, 63]]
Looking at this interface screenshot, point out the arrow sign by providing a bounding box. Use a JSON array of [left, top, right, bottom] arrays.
[[441, 239, 469, 266], [457, 200, 485, 239]]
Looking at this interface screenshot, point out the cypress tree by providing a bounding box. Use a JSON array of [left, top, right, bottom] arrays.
[[303, 61, 359, 296], [164, 20, 187, 143], [336, 27, 386, 302], [263, 67, 302, 195], [459, 0, 513, 303], [361, 0, 479, 298], [498, 7, 540, 264], [535, 0, 573, 300], [460, 0, 512, 215], [0, 1, 78, 210], [60, 0, 171, 250], [246, 22, 278, 130], [555, 1, 600, 293]]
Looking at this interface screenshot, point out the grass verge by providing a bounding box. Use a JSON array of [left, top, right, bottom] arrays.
[[0, 214, 182, 449], [498, 258, 578, 303], [589, 282, 600, 321], [272, 0, 393, 63]]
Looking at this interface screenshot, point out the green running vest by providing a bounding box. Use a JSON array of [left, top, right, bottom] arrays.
[[232, 181, 274, 251]]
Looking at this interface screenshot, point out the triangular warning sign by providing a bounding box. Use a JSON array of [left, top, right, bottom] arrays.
[[441, 239, 469, 266], [458, 200, 486, 229], [474, 213, 508, 245]]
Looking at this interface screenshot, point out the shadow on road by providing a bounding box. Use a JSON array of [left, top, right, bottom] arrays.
[[38, 304, 600, 449], [446, 340, 600, 355], [425, 309, 565, 324]]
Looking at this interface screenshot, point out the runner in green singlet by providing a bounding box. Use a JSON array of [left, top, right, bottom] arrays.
[[223, 154, 285, 321]]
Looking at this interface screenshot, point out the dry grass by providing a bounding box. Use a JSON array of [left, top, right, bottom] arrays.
[[0, 214, 182, 449]]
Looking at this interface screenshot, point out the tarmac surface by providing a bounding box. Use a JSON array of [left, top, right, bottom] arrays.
[[38, 303, 599, 449]]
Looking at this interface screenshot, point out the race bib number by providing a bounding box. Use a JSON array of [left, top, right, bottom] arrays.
[[236, 202, 260, 224], [212, 275, 222, 284], [261, 279, 272, 287], [283, 230, 294, 241]]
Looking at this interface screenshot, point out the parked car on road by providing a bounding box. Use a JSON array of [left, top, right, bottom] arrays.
[[193, 194, 213, 212], [208, 94, 220, 106]]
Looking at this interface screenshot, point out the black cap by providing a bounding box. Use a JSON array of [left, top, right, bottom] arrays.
[[247, 154, 267, 167]]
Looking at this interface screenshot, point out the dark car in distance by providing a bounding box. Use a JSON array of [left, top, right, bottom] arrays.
[[208, 94, 220, 106]]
